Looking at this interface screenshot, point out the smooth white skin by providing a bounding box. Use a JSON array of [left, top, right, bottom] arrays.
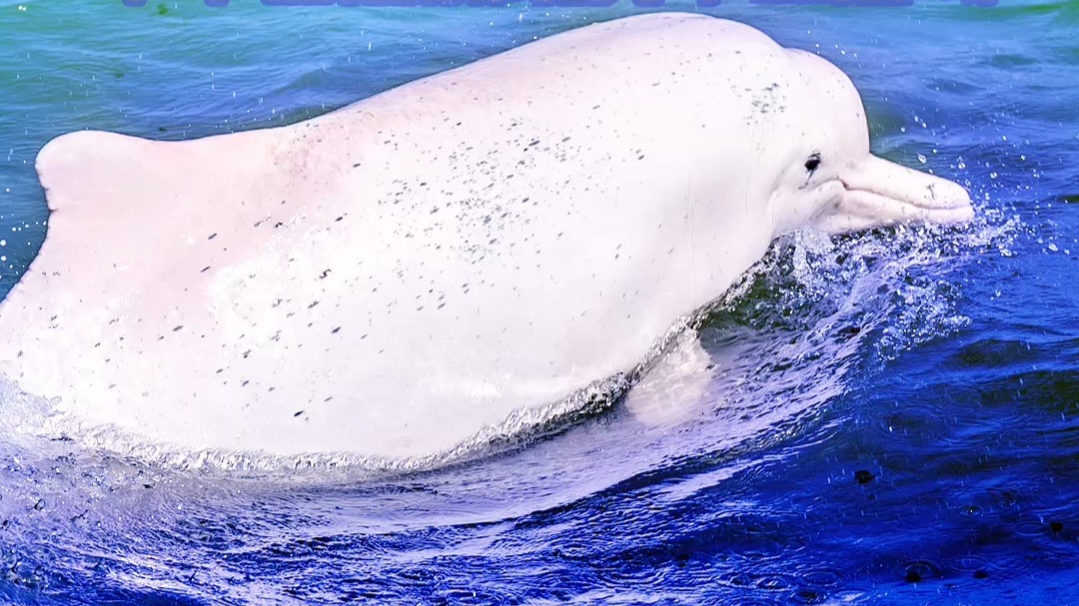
[[0, 13, 973, 459]]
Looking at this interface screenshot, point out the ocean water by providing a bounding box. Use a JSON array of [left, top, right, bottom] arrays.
[[0, 1, 1077, 605]]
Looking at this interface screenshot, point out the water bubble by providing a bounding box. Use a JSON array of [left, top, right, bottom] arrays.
[[899, 559, 942, 583]]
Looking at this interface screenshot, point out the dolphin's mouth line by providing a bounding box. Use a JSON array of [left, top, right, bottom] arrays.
[[840, 179, 974, 213], [832, 154, 975, 228]]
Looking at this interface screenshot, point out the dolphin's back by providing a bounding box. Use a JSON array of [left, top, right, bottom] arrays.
[[1, 13, 791, 459]]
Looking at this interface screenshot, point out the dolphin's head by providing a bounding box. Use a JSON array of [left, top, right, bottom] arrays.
[[767, 49, 974, 236]]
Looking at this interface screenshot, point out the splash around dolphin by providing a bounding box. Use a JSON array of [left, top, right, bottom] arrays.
[[0, 12, 973, 461]]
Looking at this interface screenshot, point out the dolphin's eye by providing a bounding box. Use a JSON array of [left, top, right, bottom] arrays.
[[804, 153, 822, 173]]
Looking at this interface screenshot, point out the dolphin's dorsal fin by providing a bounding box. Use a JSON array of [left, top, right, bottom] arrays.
[[0, 128, 281, 407]]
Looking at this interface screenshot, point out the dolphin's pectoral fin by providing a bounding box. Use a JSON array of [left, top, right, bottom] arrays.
[[623, 328, 715, 427]]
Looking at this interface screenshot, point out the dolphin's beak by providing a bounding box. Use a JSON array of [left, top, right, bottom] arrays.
[[820, 154, 975, 234]]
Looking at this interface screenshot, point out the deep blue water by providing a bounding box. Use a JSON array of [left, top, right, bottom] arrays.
[[1, 1, 1078, 605]]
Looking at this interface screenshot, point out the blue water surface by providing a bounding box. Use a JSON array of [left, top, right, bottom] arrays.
[[0, 1, 1077, 605]]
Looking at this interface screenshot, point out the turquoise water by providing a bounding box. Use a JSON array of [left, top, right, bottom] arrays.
[[1, 1, 1078, 605]]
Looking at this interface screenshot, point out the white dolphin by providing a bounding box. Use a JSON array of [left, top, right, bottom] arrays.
[[0, 13, 973, 460]]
